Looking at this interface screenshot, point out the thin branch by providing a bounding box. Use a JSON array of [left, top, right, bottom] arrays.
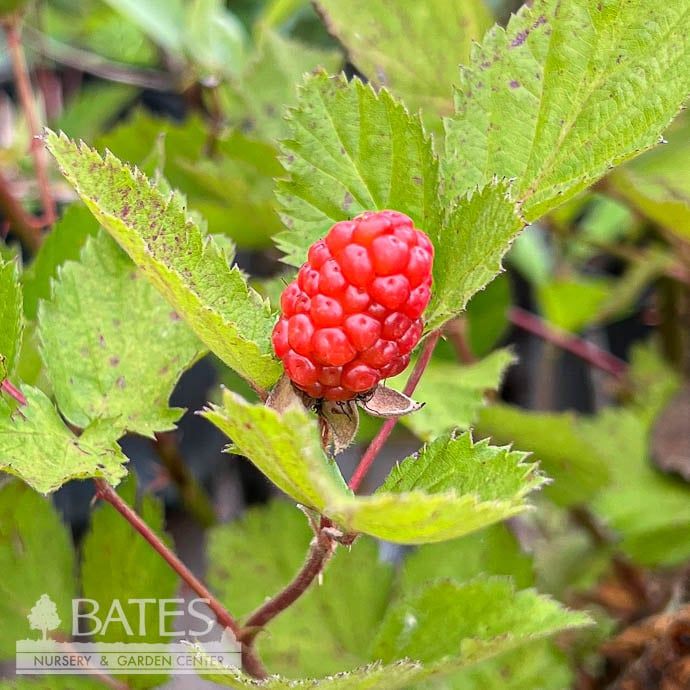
[[238, 526, 337, 647], [0, 168, 42, 251], [92, 479, 267, 679], [348, 330, 442, 492], [23, 26, 177, 92], [4, 18, 56, 228], [509, 307, 628, 379]]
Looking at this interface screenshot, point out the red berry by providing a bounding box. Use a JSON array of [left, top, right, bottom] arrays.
[[319, 259, 347, 296], [371, 235, 409, 275], [312, 328, 356, 366], [342, 285, 370, 313], [272, 210, 433, 400], [338, 244, 374, 286], [307, 240, 331, 269], [319, 366, 342, 387], [325, 221, 355, 253], [310, 294, 343, 327], [272, 318, 289, 357], [382, 312, 411, 340], [344, 314, 381, 351], [298, 266, 320, 296], [342, 363, 378, 392], [404, 283, 431, 320], [287, 314, 314, 355], [370, 275, 410, 311], [284, 351, 319, 387]]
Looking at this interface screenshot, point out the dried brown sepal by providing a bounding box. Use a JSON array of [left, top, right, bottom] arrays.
[[357, 384, 424, 418], [265, 374, 309, 413], [319, 399, 359, 455]]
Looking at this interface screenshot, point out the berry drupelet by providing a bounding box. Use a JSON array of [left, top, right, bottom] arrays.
[[272, 210, 434, 401]]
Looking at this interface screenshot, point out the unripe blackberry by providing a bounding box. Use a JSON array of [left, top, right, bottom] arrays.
[[272, 211, 433, 401]]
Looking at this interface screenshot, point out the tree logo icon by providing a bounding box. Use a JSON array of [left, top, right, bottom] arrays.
[[27, 594, 61, 641]]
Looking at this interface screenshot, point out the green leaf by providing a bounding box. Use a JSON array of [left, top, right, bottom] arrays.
[[401, 523, 534, 592], [183, 0, 247, 78], [97, 111, 284, 246], [425, 182, 524, 329], [44, 130, 282, 390], [0, 481, 75, 658], [444, 0, 690, 221], [608, 113, 690, 241], [100, 0, 184, 51], [220, 31, 342, 141], [176, 130, 284, 247], [81, 477, 178, 687], [477, 405, 610, 506], [372, 578, 590, 669], [536, 278, 610, 333], [0, 386, 128, 493], [412, 642, 573, 690], [55, 83, 136, 143], [209, 501, 395, 677], [0, 258, 22, 376], [330, 431, 544, 544], [314, 0, 493, 131], [39, 232, 203, 438], [204, 393, 545, 544], [275, 72, 440, 267], [22, 204, 99, 320], [204, 661, 425, 690], [96, 110, 207, 170], [589, 407, 690, 566], [390, 348, 515, 440], [202, 388, 349, 510], [379, 431, 542, 501]]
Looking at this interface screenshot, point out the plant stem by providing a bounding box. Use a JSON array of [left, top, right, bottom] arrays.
[[23, 26, 176, 92], [508, 307, 628, 380], [0, 378, 27, 405], [0, 168, 42, 251], [348, 329, 442, 492], [4, 17, 56, 229], [93, 479, 268, 679], [239, 526, 337, 647]]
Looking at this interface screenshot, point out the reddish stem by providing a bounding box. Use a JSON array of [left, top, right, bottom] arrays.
[[239, 527, 337, 646], [4, 17, 56, 229], [348, 330, 442, 492], [93, 479, 267, 679], [509, 307, 628, 379], [1, 378, 27, 405]]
